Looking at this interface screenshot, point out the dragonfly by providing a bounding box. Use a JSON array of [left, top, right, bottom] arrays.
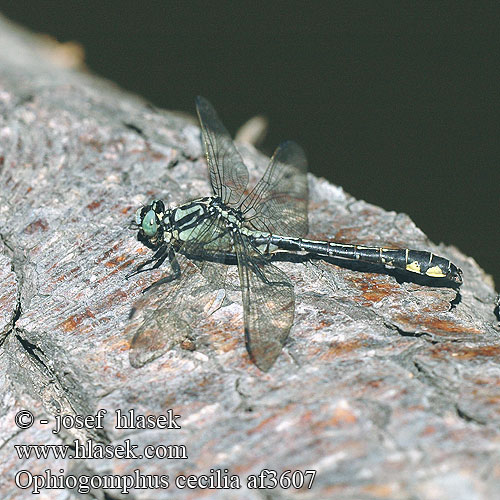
[[127, 96, 463, 371]]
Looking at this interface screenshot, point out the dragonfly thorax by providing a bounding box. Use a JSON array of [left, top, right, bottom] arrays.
[[207, 196, 245, 228], [169, 196, 245, 243]]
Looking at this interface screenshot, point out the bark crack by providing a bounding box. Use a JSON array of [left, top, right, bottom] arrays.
[[455, 404, 487, 426], [0, 234, 109, 445]]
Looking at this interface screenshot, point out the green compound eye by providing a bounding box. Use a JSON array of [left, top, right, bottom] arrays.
[[141, 209, 158, 237]]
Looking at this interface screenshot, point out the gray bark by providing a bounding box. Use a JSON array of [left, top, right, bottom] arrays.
[[0, 14, 499, 500]]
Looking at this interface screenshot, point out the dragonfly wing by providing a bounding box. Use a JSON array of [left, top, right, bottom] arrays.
[[240, 140, 308, 237], [178, 213, 234, 289], [128, 213, 236, 367], [127, 257, 203, 367], [196, 96, 249, 206], [234, 232, 295, 371]]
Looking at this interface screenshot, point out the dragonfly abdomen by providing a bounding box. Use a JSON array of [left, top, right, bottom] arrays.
[[259, 235, 462, 284]]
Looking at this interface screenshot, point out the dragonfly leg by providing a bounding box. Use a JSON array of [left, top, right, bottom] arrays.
[[249, 260, 290, 287], [126, 244, 170, 278], [142, 248, 182, 293], [246, 240, 289, 286]]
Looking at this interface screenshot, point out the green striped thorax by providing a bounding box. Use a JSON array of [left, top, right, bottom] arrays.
[[135, 196, 242, 251]]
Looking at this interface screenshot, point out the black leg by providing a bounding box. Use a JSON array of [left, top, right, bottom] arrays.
[[142, 248, 182, 293], [249, 259, 290, 287], [126, 244, 170, 278]]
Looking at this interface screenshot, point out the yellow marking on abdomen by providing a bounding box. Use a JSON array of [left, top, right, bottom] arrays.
[[406, 261, 421, 274], [426, 265, 446, 278]]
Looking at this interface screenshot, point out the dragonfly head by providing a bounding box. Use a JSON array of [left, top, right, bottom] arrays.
[[135, 199, 168, 249]]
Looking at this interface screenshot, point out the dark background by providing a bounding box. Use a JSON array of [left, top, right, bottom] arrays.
[[1, 2, 498, 287]]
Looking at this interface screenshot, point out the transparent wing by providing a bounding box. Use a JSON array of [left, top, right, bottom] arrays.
[[240, 140, 308, 237], [177, 213, 235, 288], [234, 232, 295, 371], [127, 215, 233, 367], [126, 257, 218, 367], [196, 96, 249, 206], [179, 212, 234, 258]]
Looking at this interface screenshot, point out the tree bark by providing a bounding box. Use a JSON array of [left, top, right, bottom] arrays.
[[0, 14, 499, 500]]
